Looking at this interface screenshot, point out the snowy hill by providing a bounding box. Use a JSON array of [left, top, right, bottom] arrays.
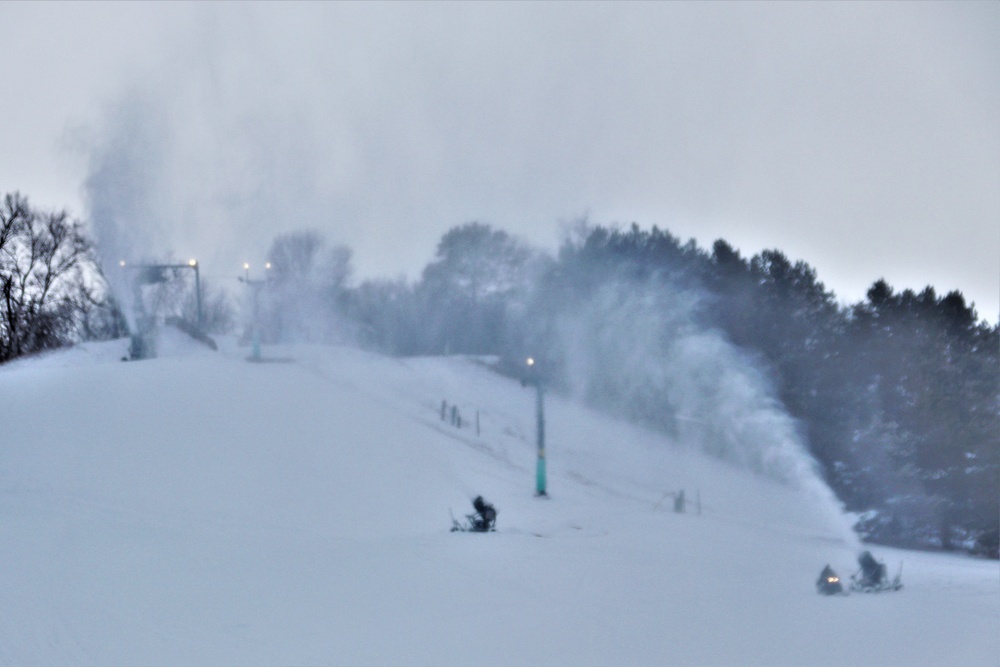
[[1, 330, 997, 666]]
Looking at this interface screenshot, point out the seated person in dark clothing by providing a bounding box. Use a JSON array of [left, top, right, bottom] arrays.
[[858, 550, 887, 587], [471, 495, 497, 532]]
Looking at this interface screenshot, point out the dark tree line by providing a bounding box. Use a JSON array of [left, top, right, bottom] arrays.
[[347, 222, 998, 556]]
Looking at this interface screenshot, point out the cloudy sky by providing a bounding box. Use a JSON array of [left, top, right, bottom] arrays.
[[2, 1, 997, 318]]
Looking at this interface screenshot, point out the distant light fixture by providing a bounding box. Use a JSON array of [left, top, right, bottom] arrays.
[[243, 262, 250, 271], [526, 357, 535, 367], [265, 262, 272, 270], [119, 260, 126, 267], [188, 259, 197, 267]]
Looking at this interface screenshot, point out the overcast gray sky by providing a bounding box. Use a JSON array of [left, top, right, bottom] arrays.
[[2, 1, 997, 319]]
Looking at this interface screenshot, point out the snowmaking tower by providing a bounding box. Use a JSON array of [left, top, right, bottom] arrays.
[[120, 260, 205, 360]]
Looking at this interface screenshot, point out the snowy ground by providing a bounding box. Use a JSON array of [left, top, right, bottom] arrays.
[[1, 328, 997, 666]]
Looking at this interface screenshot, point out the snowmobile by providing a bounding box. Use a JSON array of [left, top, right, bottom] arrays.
[[850, 550, 903, 593], [816, 564, 844, 595], [450, 496, 497, 533]]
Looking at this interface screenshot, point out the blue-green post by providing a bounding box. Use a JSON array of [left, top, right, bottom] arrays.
[[526, 357, 548, 497], [535, 381, 546, 496]]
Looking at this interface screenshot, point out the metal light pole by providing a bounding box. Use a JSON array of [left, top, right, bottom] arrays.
[[121, 260, 203, 324], [188, 259, 202, 328], [120, 260, 205, 357], [239, 262, 269, 361], [526, 357, 548, 497]]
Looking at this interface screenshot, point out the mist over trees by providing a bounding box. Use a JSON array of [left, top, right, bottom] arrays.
[[414, 222, 546, 356], [2, 191, 996, 557], [347, 222, 998, 557], [344, 222, 549, 357], [252, 230, 354, 344]]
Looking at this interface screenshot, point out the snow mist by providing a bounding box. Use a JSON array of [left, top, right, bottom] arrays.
[[557, 279, 858, 544]]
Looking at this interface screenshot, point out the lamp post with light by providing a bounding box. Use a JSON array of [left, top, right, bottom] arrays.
[[119, 259, 203, 327], [189, 259, 202, 328], [239, 262, 270, 361], [524, 356, 548, 497], [118, 259, 204, 358]]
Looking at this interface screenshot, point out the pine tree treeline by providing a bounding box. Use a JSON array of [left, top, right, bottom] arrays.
[[348, 222, 999, 556]]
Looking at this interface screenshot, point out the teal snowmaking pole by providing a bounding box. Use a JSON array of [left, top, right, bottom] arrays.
[[526, 357, 547, 497], [535, 381, 546, 496], [241, 262, 267, 362]]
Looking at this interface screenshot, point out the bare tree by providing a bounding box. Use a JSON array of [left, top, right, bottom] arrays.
[[0, 192, 97, 362]]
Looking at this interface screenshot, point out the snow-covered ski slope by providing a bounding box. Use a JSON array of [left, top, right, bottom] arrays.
[[1, 329, 997, 666]]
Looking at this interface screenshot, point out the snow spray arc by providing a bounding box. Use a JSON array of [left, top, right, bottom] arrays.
[[555, 278, 858, 544]]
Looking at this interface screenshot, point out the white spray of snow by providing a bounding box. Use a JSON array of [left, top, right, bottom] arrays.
[[557, 279, 859, 544]]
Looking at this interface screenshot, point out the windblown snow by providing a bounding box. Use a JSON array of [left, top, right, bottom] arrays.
[[1, 329, 996, 666]]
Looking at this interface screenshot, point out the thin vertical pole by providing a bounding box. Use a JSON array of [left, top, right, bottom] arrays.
[[193, 263, 203, 329], [252, 284, 261, 361], [536, 383, 547, 496]]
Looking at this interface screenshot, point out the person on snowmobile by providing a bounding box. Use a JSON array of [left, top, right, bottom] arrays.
[[471, 496, 497, 532], [816, 564, 843, 595], [857, 550, 887, 588]]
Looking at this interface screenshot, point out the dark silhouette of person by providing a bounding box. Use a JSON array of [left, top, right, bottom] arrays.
[[858, 551, 887, 587], [472, 496, 496, 532]]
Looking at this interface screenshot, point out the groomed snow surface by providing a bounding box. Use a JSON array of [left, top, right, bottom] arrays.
[[1, 328, 997, 666]]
